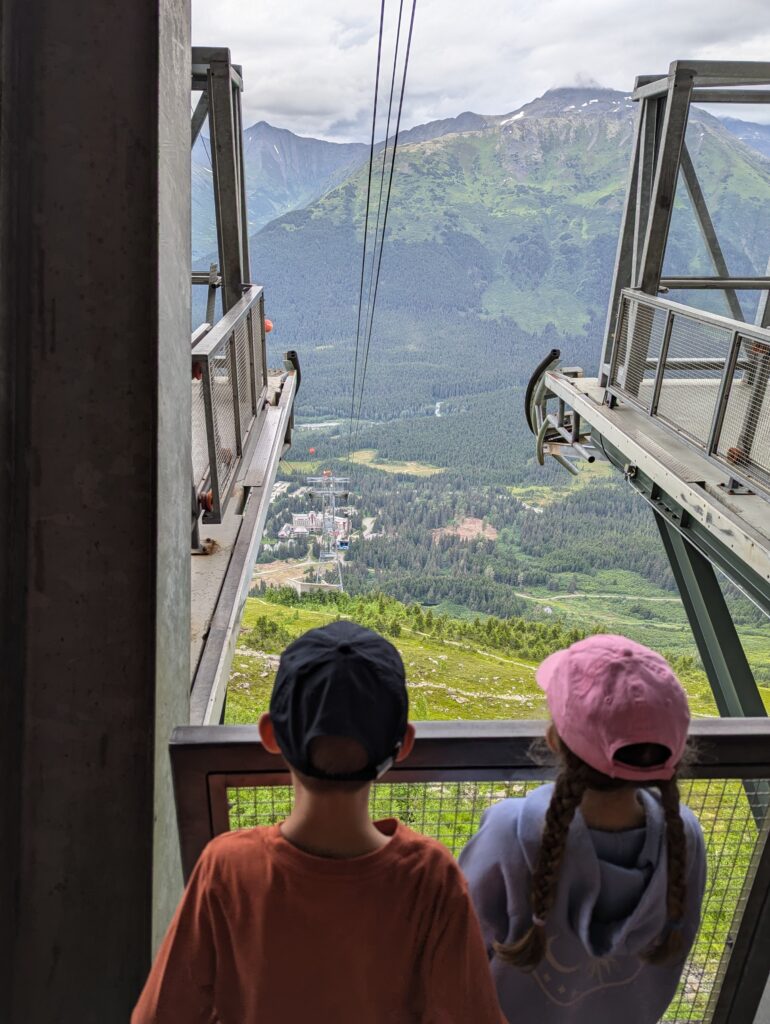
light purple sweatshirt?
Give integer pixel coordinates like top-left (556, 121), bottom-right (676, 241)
top-left (459, 784), bottom-right (706, 1024)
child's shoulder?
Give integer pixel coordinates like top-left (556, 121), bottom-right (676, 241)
top-left (478, 789), bottom-right (546, 831)
top-left (391, 819), bottom-right (461, 864)
top-left (198, 825), bottom-right (278, 875)
top-left (388, 820), bottom-right (469, 882)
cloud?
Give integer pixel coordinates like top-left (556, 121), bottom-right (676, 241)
top-left (193, 0), bottom-right (770, 140)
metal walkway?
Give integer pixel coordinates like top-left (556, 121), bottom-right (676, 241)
top-left (188, 49), bottom-right (299, 725)
top-left (528, 61), bottom-right (770, 1023)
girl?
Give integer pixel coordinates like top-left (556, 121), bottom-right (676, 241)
top-left (459, 635), bottom-right (707, 1024)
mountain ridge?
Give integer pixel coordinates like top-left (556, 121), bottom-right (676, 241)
top-left (239, 88), bottom-right (770, 425)
top-left (193, 88), bottom-right (770, 262)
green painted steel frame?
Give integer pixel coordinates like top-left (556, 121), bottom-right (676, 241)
top-left (655, 515), bottom-right (765, 718)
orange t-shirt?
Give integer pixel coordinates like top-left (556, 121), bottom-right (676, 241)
top-left (132, 818), bottom-right (505, 1023)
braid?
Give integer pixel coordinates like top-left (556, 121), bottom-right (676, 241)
top-left (494, 750), bottom-right (591, 969)
top-left (643, 777), bottom-right (688, 965)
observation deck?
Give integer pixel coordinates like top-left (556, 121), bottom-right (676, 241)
top-left (170, 718), bottom-right (770, 1024)
top-left (188, 50), bottom-right (299, 726)
top-left (4, 21), bottom-right (770, 1022)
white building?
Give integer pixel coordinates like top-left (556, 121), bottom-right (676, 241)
top-left (281, 512), bottom-right (351, 539)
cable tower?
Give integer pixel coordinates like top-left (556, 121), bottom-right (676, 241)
top-left (307, 471), bottom-right (351, 591)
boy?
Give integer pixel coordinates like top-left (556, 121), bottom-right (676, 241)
top-left (133, 620), bottom-right (505, 1023)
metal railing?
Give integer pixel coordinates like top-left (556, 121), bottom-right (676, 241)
top-left (191, 285), bottom-right (268, 523)
top-left (170, 718), bottom-right (770, 1024)
top-left (608, 289), bottom-right (770, 496)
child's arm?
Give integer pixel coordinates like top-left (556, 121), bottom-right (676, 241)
top-left (421, 861), bottom-right (507, 1023)
top-left (131, 849), bottom-right (218, 1024)
top-left (458, 805), bottom-right (512, 955)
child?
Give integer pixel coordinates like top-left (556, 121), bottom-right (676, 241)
top-left (459, 634), bottom-right (706, 1024)
top-left (133, 620), bottom-right (505, 1024)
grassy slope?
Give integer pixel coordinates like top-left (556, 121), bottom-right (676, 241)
top-left (226, 595), bottom-right (766, 726)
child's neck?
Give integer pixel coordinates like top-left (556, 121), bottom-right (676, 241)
top-left (580, 786), bottom-right (646, 831)
top-left (280, 783), bottom-right (391, 858)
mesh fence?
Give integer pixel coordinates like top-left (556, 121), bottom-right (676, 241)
top-left (226, 777), bottom-right (769, 1024)
top-left (209, 337), bottom-right (238, 506)
top-left (609, 293), bottom-right (770, 496)
top-left (655, 316), bottom-right (733, 446)
top-left (611, 298), bottom-right (669, 410)
top-left (715, 337), bottom-right (770, 495)
top-left (233, 315), bottom-right (255, 444)
top-left (191, 377), bottom-right (209, 492)
top-left (190, 290), bottom-right (266, 521)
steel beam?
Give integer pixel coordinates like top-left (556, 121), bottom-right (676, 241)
top-left (654, 515), bottom-right (765, 717)
top-left (207, 57), bottom-right (248, 312)
top-left (661, 277), bottom-right (770, 289)
top-left (632, 98), bottom-right (659, 286)
top-left (680, 144), bottom-right (744, 320)
top-left (756, 256), bottom-right (770, 329)
top-left (672, 60), bottom-right (770, 82)
top-left (693, 89), bottom-right (770, 103)
top-left (633, 78), bottom-right (670, 101)
top-left (639, 65), bottom-right (695, 295)
top-left (190, 89), bottom-right (208, 147)
top-left (600, 100), bottom-right (643, 382)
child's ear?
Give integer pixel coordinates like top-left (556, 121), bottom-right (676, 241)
top-left (395, 723), bottom-right (416, 763)
top-left (258, 713), bottom-right (281, 754)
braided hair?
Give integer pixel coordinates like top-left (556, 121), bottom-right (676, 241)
top-left (494, 735), bottom-right (689, 970)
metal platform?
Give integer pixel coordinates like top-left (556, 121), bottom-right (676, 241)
top-left (187, 49), bottom-right (299, 725)
top-left (190, 370), bottom-right (296, 725)
top-left (529, 61), bottom-right (770, 725)
top-left (544, 371), bottom-right (770, 605)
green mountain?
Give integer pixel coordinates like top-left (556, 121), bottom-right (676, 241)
top-left (192, 122), bottom-right (367, 262)
top-left (192, 114), bottom-right (503, 263)
top-left (721, 116), bottom-right (770, 160)
top-left (251, 87), bottom-right (770, 422)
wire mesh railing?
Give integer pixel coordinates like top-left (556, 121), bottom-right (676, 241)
top-left (191, 285), bottom-right (267, 523)
top-left (608, 289), bottom-right (770, 497)
top-left (171, 719), bottom-right (770, 1024)
top-left (224, 779), bottom-right (766, 1024)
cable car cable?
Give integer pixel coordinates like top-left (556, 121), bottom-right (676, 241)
top-left (360, 0), bottom-right (405, 381)
top-left (348, 0), bottom-right (387, 464)
top-left (353, 0), bottom-right (418, 450)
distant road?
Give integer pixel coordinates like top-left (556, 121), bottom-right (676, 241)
top-left (515, 591), bottom-right (680, 603)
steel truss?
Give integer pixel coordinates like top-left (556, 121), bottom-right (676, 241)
top-left (307, 473), bottom-right (351, 591)
top-left (528, 61), bottom-right (770, 721)
top-left (187, 50), bottom-right (299, 725)
top-left (191, 48), bottom-right (250, 315)
top-left (602, 60), bottom-right (770, 385)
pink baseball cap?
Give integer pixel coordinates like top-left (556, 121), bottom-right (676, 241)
top-left (536, 634), bottom-right (690, 781)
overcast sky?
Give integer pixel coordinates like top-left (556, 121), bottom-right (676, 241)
top-left (193, 0), bottom-right (770, 141)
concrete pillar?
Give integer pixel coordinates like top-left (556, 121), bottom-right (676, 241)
top-left (0, 1), bottom-right (191, 1021)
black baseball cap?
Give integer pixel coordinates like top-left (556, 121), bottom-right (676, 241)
top-left (269, 620), bottom-right (409, 781)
